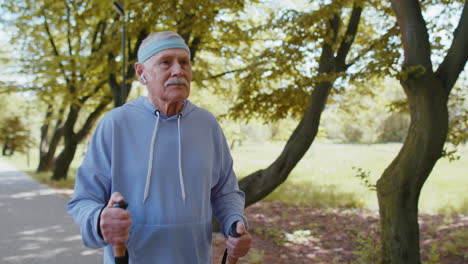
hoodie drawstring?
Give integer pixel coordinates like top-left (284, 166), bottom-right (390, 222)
top-left (177, 113), bottom-right (186, 204)
top-left (143, 110), bottom-right (186, 204)
top-left (144, 110), bottom-right (160, 203)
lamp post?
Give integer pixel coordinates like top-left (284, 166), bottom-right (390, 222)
top-left (113, 1), bottom-right (126, 106)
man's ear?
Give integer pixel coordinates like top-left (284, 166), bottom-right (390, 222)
top-left (134, 63), bottom-right (147, 84)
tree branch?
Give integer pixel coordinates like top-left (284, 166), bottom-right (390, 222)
top-left (65, 4), bottom-right (78, 88)
top-left (78, 79), bottom-right (107, 104)
top-left (346, 23), bottom-right (399, 69)
top-left (207, 67), bottom-right (249, 79)
top-left (99, 21), bottom-right (108, 51)
top-left (317, 13), bottom-right (340, 74)
top-left (73, 1), bottom-right (82, 52)
top-left (41, 10), bottom-right (69, 83)
top-left (178, 17), bottom-right (202, 63)
top-left (41, 11), bottom-right (60, 57)
top-left (91, 20), bottom-right (105, 53)
top-left (0, 82), bottom-right (29, 93)
top-left (130, 28), bottom-right (148, 60)
top-left (391, 0), bottom-right (432, 71)
top-left (329, 12), bottom-right (341, 45)
top-left (75, 96), bottom-right (112, 141)
top-left (189, 36), bottom-right (201, 62)
top-left (436, 1), bottom-right (468, 92)
top-left (336, 3), bottom-right (362, 70)
top-left (66, 4), bottom-right (73, 56)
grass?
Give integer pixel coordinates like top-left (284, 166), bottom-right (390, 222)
top-left (440, 228), bottom-right (468, 259)
top-left (2, 142), bottom-right (467, 214)
top-left (1, 147), bottom-right (84, 190)
top-left (351, 231), bottom-right (382, 264)
top-left (231, 141), bottom-right (468, 214)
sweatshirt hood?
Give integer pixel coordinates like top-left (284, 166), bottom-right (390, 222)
top-left (126, 96), bottom-right (196, 204)
top-left (128, 96), bottom-right (196, 120)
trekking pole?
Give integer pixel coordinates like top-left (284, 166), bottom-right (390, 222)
top-left (221, 221), bottom-right (242, 264)
top-left (113, 201), bottom-right (129, 264)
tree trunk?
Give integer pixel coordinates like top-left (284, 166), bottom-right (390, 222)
top-left (37, 125), bottom-right (63, 172)
top-left (37, 105), bottom-right (64, 172)
top-left (230, 139), bottom-right (237, 150)
top-left (51, 103), bottom-right (80, 181)
top-left (2, 142), bottom-right (8, 156)
top-left (51, 140), bottom-right (78, 180)
top-left (218, 80), bottom-right (333, 231)
top-left (378, 0), bottom-right (467, 262)
top-left (38, 105), bottom-right (51, 166)
top-left (109, 72), bottom-right (128, 108)
top-left (109, 28), bottom-right (145, 107)
top-left (240, 80), bottom-right (333, 206)
top-left (51, 98), bottom-right (111, 180)
top-left (376, 74), bottom-right (448, 264)
top-left (239, 4), bottom-right (363, 206)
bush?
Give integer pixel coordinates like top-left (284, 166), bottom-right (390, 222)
top-left (377, 112), bottom-right (410, 142)
top-left (0, 116), bottom-right (34, 156)
top-left (341, 123), bottom-right (364, 143)
top-left (351, 230), bottom-right (382, 264)
top-left (265, 181), bottom-right (365, 209)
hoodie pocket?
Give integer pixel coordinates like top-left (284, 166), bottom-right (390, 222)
top-left (127, 220), bottom-right (212, 264)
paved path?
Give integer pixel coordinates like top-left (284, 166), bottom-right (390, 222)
top-left (0, 159), bottom-right (103, 264)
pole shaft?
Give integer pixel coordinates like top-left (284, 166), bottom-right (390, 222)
top-left (121, 21), bottom-right (126, 105)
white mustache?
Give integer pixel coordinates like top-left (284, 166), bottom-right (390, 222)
top-left (164, 78), bottom-right (188, 87)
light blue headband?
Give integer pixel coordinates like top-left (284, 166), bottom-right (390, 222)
top-left (138, 37), bottom-right (191, 63)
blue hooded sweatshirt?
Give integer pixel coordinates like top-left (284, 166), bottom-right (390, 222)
top-left (67, 96), bottom-right (247, 264)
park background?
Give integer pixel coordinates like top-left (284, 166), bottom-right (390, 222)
top-left (0, 0), bottom-right (467, 263)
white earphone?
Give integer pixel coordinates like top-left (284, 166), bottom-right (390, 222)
top-left (141, 75), bottom-right (147, 83)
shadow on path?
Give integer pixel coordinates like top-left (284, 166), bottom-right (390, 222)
top-left (0, 159), bottom-right (102, 264)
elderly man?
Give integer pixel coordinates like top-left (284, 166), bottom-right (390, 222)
top-left (68, 31), bottom-right (252, 263)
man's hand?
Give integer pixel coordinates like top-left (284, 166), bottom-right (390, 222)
top-left (226, 222), bottom-right (252, 259)
top-left (100, 192), bottom-right (132, 244)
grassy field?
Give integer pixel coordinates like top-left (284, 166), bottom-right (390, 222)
top-left (3, 142), bottom-right (467, 214)
top-left (2, 147), bottom-right (84, 189)
top-left (231, 142), bottom-right (468, 214)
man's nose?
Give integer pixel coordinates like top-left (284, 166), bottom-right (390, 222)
top-left (170, 62), bottom-right (183, 76)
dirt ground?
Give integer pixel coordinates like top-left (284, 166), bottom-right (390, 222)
top-left (212, 201), bottom-right (468, 264)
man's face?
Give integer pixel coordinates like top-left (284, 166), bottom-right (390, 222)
top-left (143, 48), bottom-right (192, 105)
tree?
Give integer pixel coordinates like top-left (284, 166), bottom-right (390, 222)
top-left (2, 0), bottom-right (254, 180)
top-left (226, 0), bottom-right (399, 206)
top-left (37, 103), bottom-right (64, 172)
top-left (2, 0), bottom-right (117, 176)
top-left (54, 0), bottom-right (253, 180)
top-left (0, 116), bottom-right (33, 156)
top-left (376, 0), bottom-right (467, 263)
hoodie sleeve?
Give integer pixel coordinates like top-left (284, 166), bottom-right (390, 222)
top-left (67, 116), bottom-right (113, 248)
top-left (211, 126), bottom-right (248, 238)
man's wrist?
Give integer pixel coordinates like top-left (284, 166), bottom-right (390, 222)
top-left (97, 205), bottom-right (106, 239)
top-left (224, 215), bottom-right (247, 237)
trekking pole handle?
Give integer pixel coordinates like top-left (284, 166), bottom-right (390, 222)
top-left (113, 201), bottom-right (128, 263)
top-left (222, 221), bottom-right (242, 264)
